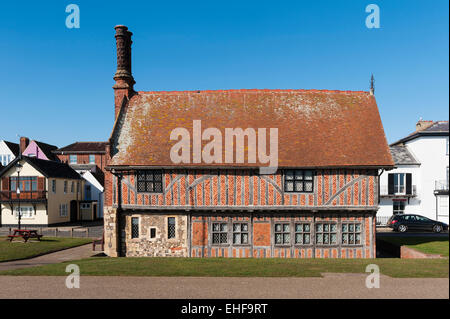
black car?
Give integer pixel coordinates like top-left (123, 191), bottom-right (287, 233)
top-left (387, 214), bottom-right (448, 233)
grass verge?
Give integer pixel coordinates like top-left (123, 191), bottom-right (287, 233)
top-left (0, 257), bottom-right (447, 278)
top-left (0, 237), bottom-right (93, 262)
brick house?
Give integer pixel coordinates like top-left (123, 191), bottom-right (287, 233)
top-left (103, 26), bottom-right (394, 258)
top-left (53, 142), bottom-right (108, 186)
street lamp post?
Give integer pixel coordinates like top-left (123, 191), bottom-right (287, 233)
top-left (15, 162), bottom-right (23, 230)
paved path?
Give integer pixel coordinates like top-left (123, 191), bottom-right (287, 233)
top-left (0, 274), bottom-right (447, 299)
top-left (0, 244), bottom-right (95, 271)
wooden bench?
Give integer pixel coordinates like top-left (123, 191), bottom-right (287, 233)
top-left (92, 232), bottom-right (104, 251)
top-left (7, 229), bottom-right (43, 242)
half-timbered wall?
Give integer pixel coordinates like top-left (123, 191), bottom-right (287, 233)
top-left (108, 169), bottom-right (378, 209)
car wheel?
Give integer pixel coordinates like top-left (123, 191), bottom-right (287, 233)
top-left (398, 224), bottom-right (407, 233)
top-left (433, 225), bottom-right (442, 233)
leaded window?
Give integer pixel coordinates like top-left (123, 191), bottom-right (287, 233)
top-left (284, 170), bottom-right (314, 192)
top-left (294, 223), bottom-right (311, 245)
top-left (342, 223), bottom-right (361, 245)
top-left (212, 223), bottom-right (228, 245)
top-left (168, 217), bottom-right (176, 239)
top-left (275, 223), bottom-right (290, 245)
top-left (232, 223), bottom-right (249, 245)
top-left (315, 223), bottom-right (337, 245)
top-left (131, 217), bottom-right (139, 238)
top-left (137, 170), bottom-right (163, 193)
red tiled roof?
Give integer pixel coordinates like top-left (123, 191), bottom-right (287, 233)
top-left (54, 142), bottom-right (108, 154)
top-left (109, 89), bottom-right (394, 168)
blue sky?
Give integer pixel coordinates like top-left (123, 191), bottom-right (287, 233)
top-left (1, 0), bottom-right (448, 147)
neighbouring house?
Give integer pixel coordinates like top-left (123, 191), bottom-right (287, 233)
top-left (53, 141), bottom-right (107, 220)
top-left (0, 156), bottom-right (84, 227)
top-left (378, 120), bottom-right (449, 224)
top-left (0, 140), bottom-right (20, 167)
top-left (102, 26), bottom-right (394, 258)
top-left (21, 137), bottom-right (59, 162)
top-left (377, 146), bottom-right (421, 226)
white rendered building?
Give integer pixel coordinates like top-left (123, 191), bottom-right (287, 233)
top-left (378, 120), bottom-right (449, 225)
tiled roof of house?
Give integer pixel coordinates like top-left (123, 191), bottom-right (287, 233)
top-left (389, 146), bottom-right (420, 165)
top-left (423, 121), bottom-right (449, 132)
top-left (391, 121), bottom-right (449, 146)
top-left (0, 156), bottom-right (81, 179)
top-left (3, 141), bottom-right (20, 156)
top-left (54, 142), bottom-right (108, 154)
top-left (34, 141), bottom-right (59, 161)
top-left (109, 89), bottom-right (394, 168)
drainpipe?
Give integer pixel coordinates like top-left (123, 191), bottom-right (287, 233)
top-left (377, 169), bottom-right (385, 204)
top-left (112, 169), bottom-right (123, 257)
top-left (433, 190), bottom-right (439, 221)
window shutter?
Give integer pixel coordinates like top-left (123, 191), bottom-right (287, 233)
top-left (37, 177), bottom-right (45, 190)
top-left (1, 177), bottom-right (9, 191)
top-left (406, 173), bottom-right (412, 195)
top-left (388, 174), bottom-right (394, 195)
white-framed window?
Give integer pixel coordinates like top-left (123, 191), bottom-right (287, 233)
top-left (59, 204), bottom-right (68, 217)
top-left (69, 155), bottom-right (77, 164)
top-left (393, 173), bottom-right (406, 194)
top-left (15, 206), bottom-right (34, 219)
top-left (0, 154), bottom-right (10, 166)
top-left (89, 155), bottom-right (95, 164)
top-left (393, 201), bottom-right (405, 215)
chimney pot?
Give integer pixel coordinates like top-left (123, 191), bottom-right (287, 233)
top-left (113, 25), bottom-right (135, 119)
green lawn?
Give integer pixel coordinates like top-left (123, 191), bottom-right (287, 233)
top-left (0, 257), bottom-right (448, 278)
top-left (379, 236), bottom-right (449, 257)
top-left (0, 237), bottom-right (92, 262)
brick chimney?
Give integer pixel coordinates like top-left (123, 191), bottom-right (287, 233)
top-left (416, 119), bottom-right (434, 132)
top-left (113, 25), bottom-right (135, 119)
top-left (20, 137), bottom-right (29, 154)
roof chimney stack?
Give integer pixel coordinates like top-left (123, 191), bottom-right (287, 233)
top-left (416, 119), bottom-right (434, 132)
top-left (113, 25), bottom-right (135, 119)
top-left (20, 136), bottom-right (29, 154)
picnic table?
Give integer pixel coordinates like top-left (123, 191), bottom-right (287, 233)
top-left (7, 229), bottom-right (43, 242)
